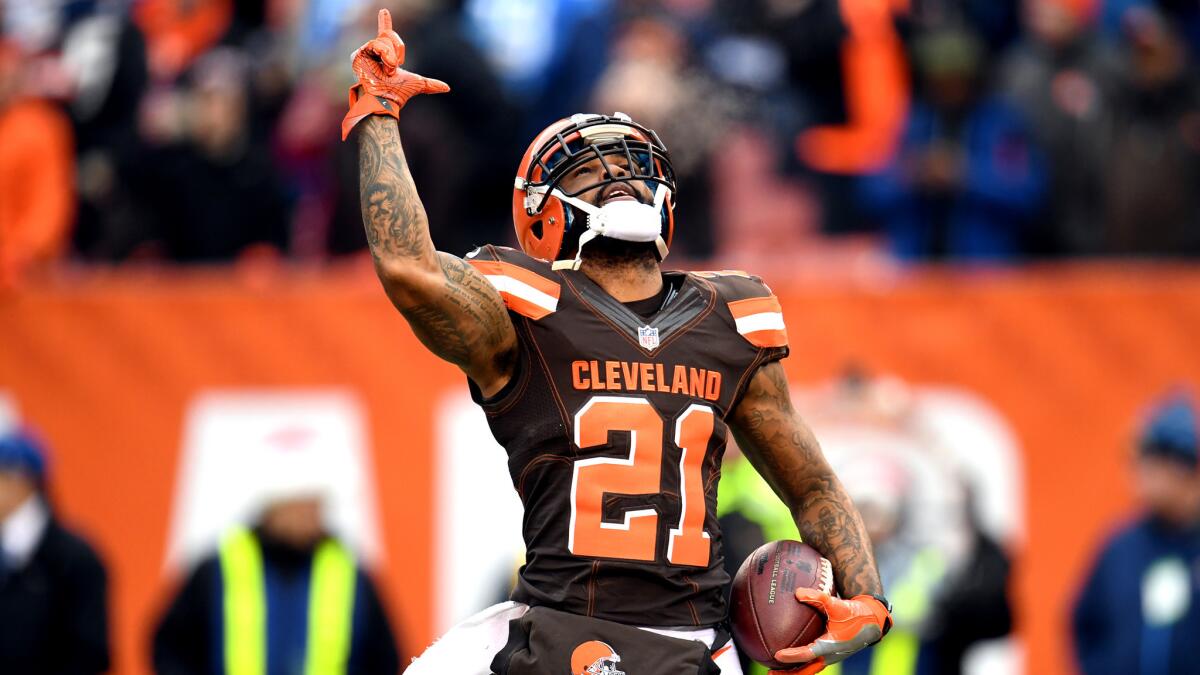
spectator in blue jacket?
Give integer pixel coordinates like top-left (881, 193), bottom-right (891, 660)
top-left (1072, 391), bottom-right (1200, 675)
top-left (861, 27), bottom-right (1046, 261)
top-left (0, 427), bottom-right (110, 674)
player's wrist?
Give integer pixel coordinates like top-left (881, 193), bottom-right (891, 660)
top-left (341, 87), bottom-right (400, 140)
top-left (852, 594), bottom-right (893, 636)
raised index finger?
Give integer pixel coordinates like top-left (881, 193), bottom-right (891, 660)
top-left (377, 8), bottom-right (392, 35)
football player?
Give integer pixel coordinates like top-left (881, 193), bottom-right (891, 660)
top-left (343, 10), bottom-right (893, 674)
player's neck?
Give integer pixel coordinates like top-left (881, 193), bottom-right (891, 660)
top-left (581, 260), bottom-right (663, 302)
top-left (578, 239), bottom-right (663, 302)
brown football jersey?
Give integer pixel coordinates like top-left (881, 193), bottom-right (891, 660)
top-left (466, 245), bottom-right (789, 628)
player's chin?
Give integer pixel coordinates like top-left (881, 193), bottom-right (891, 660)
top-left (583, 237), bottom-right (658, 262)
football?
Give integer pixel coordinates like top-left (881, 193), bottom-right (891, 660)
top-left (730, 540), bottom-right (835, 670)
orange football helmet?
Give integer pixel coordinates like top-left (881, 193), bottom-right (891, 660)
top-left (512, 113), bottom-right (676, 264)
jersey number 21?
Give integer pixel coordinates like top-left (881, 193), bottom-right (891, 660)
top-left (569, 395), bottom-right (714, 567)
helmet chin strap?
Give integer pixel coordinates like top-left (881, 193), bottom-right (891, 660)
top-left (550, 184), bottom-right (671, 270)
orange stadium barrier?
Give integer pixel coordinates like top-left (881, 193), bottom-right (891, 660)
top-left (2, 263), bottom-right (1199, 674)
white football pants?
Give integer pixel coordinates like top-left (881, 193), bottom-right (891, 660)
top-left (405, 601), bottom-right (745, 675)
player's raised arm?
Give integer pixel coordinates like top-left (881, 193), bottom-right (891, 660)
top-left (342, 10), bottom-right (516, 396)
top-left (729, 360), bottom-right (892, 674)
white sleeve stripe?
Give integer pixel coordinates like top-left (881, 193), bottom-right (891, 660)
top-left (484, 275), bottom-right (559, 312)
top-left (734, 312), bottom-right (785, 334)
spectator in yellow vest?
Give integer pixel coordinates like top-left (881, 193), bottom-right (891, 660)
top-left (152, 466), bottom-right (401, 675)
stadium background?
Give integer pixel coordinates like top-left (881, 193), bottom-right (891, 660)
top-left (2, 0), bottom-right (1200, 673)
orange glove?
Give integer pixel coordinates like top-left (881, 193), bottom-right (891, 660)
top-left (768, 591), bottom-right (892, 675)
top-left (340, 8), bottom-right (450, 140)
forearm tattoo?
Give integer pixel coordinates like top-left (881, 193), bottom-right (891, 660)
top-left (358, 116), bottom-right (437, 264)
top-left (731, 362), bottom-right (884, 598)
top-left (356, 116), bottom-right (516, 380)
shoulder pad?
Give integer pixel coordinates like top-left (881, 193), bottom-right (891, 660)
top-left (465, 245), bottom-right (561, 320)
top-left (696, 270), bottom-right (788, 349)
top-left (463, 245), bottom-right (544, 266)
top-left (692, 270), bottom-right (772, 297)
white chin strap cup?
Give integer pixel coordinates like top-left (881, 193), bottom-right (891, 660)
top-left (554, 183), bottom-right (671, 269)
top-left (585, 200), bottom-right (662, 242)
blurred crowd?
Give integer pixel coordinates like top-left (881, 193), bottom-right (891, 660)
top-left (1, 0), bottom-right (1200, 283)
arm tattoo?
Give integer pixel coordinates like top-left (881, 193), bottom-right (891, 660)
top-left (730, 362), bottom-right (884, 598)
top-left (400, 254), bottom-right (516, 370)
top-left (356, 116), bottom-right (517, 388)
top-left (357, 116), bottom-right (437, 263)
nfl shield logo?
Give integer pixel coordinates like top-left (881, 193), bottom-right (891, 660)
top-left (638, 325), bottom-right (660, 350)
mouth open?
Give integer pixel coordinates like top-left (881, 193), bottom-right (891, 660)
top-left (600, 184), bottom-right (640, 205)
